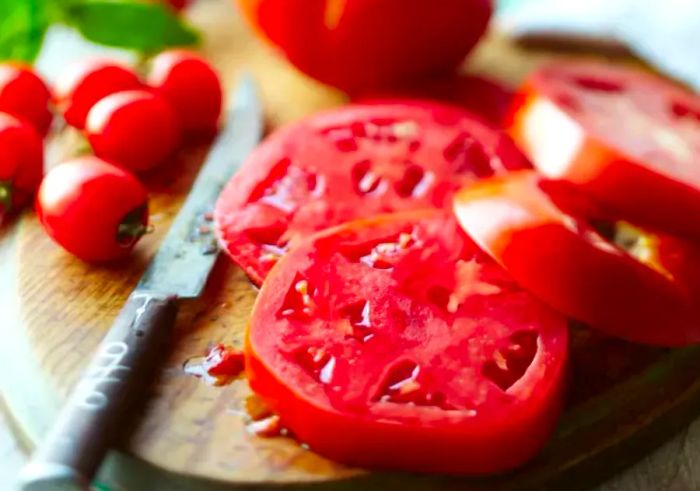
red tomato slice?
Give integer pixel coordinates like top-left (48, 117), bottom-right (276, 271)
top-left (215, 102), bottom-right (530, 284)
top-left (454, 170), bottom-right (700, 346)
top-left (356, 74), bottom-right (515, 126)
top-left (236, 0), bottom-right (492, 92)
top-left (508, 61), bottom-right (700, 241)
top-left (246, 210), bottom-right (568, 474)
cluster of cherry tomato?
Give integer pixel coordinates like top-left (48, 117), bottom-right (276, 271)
top-left (0, 50), bottom-right (223, 262)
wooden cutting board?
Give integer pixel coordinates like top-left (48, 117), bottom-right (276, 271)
top-left (3, 1), bottom-right (700, 489)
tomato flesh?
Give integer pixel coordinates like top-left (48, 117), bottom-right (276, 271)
top-left (508, 61), bottom-right (700, 241)
top-left (215, 102), bottom-right (530, 284)
top-left (247, 211), bottom-right (568, 474)
top-left (454, 170), bottom-right (700, 346)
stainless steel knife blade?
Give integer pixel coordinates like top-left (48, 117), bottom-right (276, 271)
top-left (137, 73), bottom-right (264, 298)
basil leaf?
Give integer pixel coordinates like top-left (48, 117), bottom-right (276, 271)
top-left (0, 0), bottom-right (51, 62)
top-left (66, 0), bottom-right (200, 52)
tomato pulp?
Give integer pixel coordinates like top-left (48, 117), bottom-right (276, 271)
top-left (508, 61), bottom-right (700, 241)
top-left (236, 0), bottom-right (492, 92)
top-left (454, 171), bottom-right (700, 346)
top-left (247, 211), bottom-right (568, 474)
top-left (215, 102), bottom-right (530, 284)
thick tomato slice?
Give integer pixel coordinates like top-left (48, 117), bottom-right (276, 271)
top-left (215, 102), bottom-right (530, 284)
top-left (454, 170), bottom-right (700, 346)
top-left (356, 74), bottom-right (515, 126)
top-left (236, 0), bottom-right (492, 92)
top-left (246, 210), bottom-right (568, 474)
top-left (508, 61), bottom-right (700, 241)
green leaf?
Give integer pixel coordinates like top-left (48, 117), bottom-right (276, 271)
top-left (0, 0), bottom-right (51, 62)
top-left (65, 0), bottom-right (200, 53)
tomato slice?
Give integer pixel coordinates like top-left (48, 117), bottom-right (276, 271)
top-left (507, 61), bottom-right (700, 241)
top-left (215, 102), bottom-right (530, 284)
top-left (454, 170), bottom-right (700, 346)
top-left (355, 74), bottom-right (515, 126)
top-left (246, 210), bottom-right (568, 474)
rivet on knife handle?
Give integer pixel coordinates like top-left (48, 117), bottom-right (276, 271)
top-left (18, 293), bottom-right (178, 491)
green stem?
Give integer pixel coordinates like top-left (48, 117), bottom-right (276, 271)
top-left (116, 204), bottom-right (148, 247)
top-left (0, 182), bottom-right (13, 212)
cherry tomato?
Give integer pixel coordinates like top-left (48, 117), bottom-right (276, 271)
top-left (147, 50), bottom-right (223, 134)
top-left (0, 113), bottom-right (44, 219)
top-left (54, 58), bottom-right (143, 129)
top-left (508, 61), bottom-right (700, 242)
top-left (36, 156), bottom-right (149, 262)
top-left (215, 101), bottom-right (530, 284)
top-left (86, 90), bottom-right (180, 172)
top-left (454, 170), bottom-right (700, 346)
top-left (247, 210), bottom-right (568, 474)
top-left (0, 63), bottom-right (53, 135)
top-left (236, 0), bottom-right (492, 92)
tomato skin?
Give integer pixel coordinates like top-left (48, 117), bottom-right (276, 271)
top-left (0, 63), bottom-right (53, 135)
top-left (454, 171), bottom-right (700, 346)
top-left (147, 50), bottom-right (223, 134)
top-left (237, 0), bottom-right (492, 92)
top-left (86, 90), bottom-right (180, 172)
top-left (36, 156), bottom-right (149, 262)
top-left (0, 113), bottom-right (44, 218)
top-left (508, 62), bottom-right (700, 242)
top-left (247, 211), bottom-right (568, 474)
top-left (55, 59), bottom-right (143, 130)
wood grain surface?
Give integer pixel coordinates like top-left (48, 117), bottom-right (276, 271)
top-left (3, 1), bottom-right (700, 490)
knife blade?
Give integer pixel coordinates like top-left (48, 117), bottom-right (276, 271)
top-left (138, 73), bottom-right (263, 298)
top-left (19, 74), bottom-right (264, 491)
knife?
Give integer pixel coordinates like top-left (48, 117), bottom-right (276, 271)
top-left (19, 74), bottom-right (264, 491)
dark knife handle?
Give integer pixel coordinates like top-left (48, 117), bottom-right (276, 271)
top-left (19, 292), bottom-right (178, 491)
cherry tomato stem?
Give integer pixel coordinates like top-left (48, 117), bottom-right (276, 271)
top-left (0, 112), bottom-right (44, 218)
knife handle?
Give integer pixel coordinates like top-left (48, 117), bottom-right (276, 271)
top-left (19, 292), bottom-right (178, 491)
